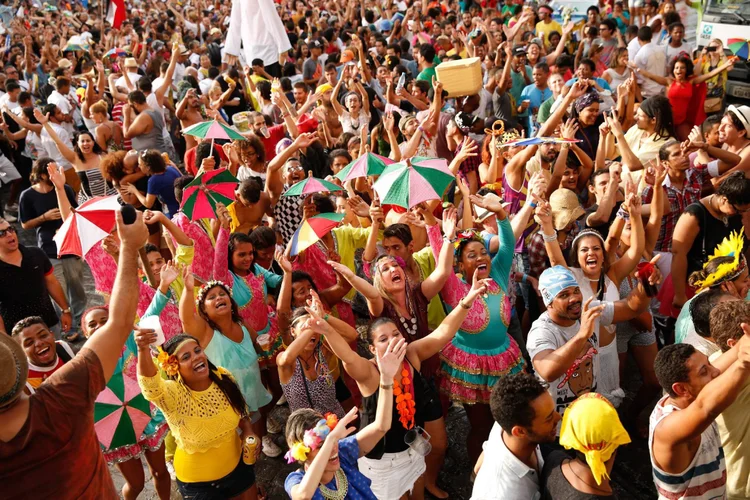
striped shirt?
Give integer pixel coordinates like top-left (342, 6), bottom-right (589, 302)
top-left (111, 101), bottom-right (132, 151)
top-left (649, 395), bottom-right (727, 500)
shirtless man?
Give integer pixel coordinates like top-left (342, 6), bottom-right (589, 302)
top-left (176, 88), bottom-right (205, 150)
top-left (299, 84), bottom-right (343, 138)
top-left (227, 177), bottom-right (273, 234)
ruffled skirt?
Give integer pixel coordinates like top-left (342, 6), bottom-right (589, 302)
top-left (438, 335), bottom-right (525, 405)
top-left (102, 422), bottom-right (169, 464)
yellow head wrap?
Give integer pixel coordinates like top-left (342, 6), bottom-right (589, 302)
top-left (558, 393), bottom-right (631, 485)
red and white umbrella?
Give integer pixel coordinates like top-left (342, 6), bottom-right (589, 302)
top-left (53, 196), bottom-right (122, 258)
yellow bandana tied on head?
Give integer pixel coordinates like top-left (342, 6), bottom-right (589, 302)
top-left (559, 393), bottom-right (631, 485)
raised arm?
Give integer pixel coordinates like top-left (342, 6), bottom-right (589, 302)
top-left (328, 259), bottom-right (384, 316)
top-left (84, 210), bottom-right (148, 382)
top-left (609, 189), bottom-right (645, 284)
top-left (692, 59), bottom-right (735, 85)
top-left (411, 273), bottom-right (487, 362)
top-left (178, 266), bottom-right (212, 345)
top-left (420, 209), bottom-right (457, 300)
top-left (35, 111), bottom-right (77, 165)
top-left (536, 201), bottom-right (567, 268)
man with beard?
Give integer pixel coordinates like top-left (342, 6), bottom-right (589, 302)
top-left (12, 316), bottom-right (75, 394)
top-left (472, 373), bottom-right (561, 499)
top-left (527, 265), bottom-right (651, 414)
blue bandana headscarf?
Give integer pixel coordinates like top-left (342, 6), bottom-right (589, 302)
top-left (539, 266), bottom-right (579, 306)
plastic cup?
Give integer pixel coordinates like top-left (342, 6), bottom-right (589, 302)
top-left (257, 334), bottom-right (272, 351)
top-left (404, 426), bottom-right (432, 456)
top-left (138, 315), bottom-right (165, 346)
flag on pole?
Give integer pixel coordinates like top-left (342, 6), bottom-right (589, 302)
top-left (106, 0), bottom-right (126, 28)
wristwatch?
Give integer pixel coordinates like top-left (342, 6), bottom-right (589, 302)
top-left (61, 308), bottom-right (71, 314)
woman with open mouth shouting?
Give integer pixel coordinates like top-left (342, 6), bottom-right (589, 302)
top-left (426, 193), bottom-right (526, 466)
top-left (136, 332), bottom-right (261, 500)
top-left (536, 185), bottom-right (649, 409)
top-left (178, 270), bottom-right (272, 446)
top-left (284, 335), bottom-right (406, 500)
top-left (304, 275), bottom-right (489, 499)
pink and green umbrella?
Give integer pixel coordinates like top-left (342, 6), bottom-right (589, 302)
top-left (182, 119), bottom-right (246, 155)
top-left (180, 168), bottom-right (238, 220)
top-left (283, 176), bottom-right (343, 197)
top-left (289, 213), bottom-right (345, 256)
top-left (104, 47), bottom-right (129, 59)
top-left (335, 152), bottom-right (394, 182)
top-left (373, 156), bottom-right (454, 209)
top-left (94, 370), bottom-right (154, 451)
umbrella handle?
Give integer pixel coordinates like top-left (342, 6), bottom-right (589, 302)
top-left (198, 185), bottom-right (225, 218)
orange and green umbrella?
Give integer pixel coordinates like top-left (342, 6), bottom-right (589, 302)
top-left (180, 168), bottom-right (238, 220)
top-left (289, 213), bottom-right (344, 256)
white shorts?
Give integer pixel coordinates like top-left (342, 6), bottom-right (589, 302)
top-left (358, 448), bottom-right (426, 500)
top-left (0, 155), bottom-right (20, 185)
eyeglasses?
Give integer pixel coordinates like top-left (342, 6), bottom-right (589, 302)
top-left (732, 203), bottom-right (750, 214)
top-left (0, 225), bottom-right (17, 237)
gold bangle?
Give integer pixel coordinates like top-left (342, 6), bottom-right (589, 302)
top-left (380, 383), bottom-right (393, 390)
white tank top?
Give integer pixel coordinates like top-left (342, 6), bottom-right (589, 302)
top-left (648, 396), bottom-right (726, 499)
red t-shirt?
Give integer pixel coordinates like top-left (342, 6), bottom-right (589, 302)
top-left (0, 348), bottom-right (117, 499)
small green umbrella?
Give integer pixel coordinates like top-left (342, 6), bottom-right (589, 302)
top-left (283, 175), bottom-right (344, 197)
top-left (373, 157), bottom-right (454, 209)
top-left (334, 152), bottom-right (394, 181)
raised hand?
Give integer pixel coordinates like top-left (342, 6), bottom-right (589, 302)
top-left (160, 260), bottom-right (180, 288)
top-left (560, 118), bottom-right (579, 140)
top-left (465, 269), bottom-right (491, 303)
top-left (276, 249), bottom-right (293, 273)
top-left (46, 162), bottom-right (66, 190)
top-left (182, 264), bottom-right (195, 291)
top-left (579, 297), bottom-right (605, 340)
top-left (328, 407), bottom-right (359, 441)
top-left (377, 337), bottom-right (407, 381)
top-left (327, 259), bottom-right (355, 279)
top-left (442, 206), bottom-right (458, 240)
top-left (470, 193), bottom-right (505, 214)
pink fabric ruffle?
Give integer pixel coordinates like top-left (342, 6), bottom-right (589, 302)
top-left (102, 422), bottom-right (169, 465)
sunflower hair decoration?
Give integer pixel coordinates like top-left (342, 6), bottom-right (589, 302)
top-left (694, 229), bottom-right (746, 292)
top-left (284, 413), bottom-right (339, 464)
top-left (195, 280), bottom-right (233, 306)
top-left (157, 348), bottom-right (179, 377)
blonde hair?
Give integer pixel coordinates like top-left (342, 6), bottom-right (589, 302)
top-left (90, 100), bottom-right (109, 116)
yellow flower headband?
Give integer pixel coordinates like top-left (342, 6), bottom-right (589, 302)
top-left (156, 338), bottom-right (194, 377)
top-left (284, 413), bottom-right (339, 463)
top-left (693, 229), bottom-right (746, 292)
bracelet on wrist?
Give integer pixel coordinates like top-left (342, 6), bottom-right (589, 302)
top-left (380, 383), bottom-right (394, 390)
top-left (459, 300), bottom-right (471, 310)
top-left (521, 273), bottom-right (528, 284)
top-left (528, 202), bottom-right (538, 209)
top-left (542, 231), bottom-right (558, 242)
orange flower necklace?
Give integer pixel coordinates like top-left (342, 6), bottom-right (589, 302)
top-left (393, 361), bottom-right (416, 430)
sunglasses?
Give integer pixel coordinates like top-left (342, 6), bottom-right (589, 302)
top-left (0, 225), bottom-right (17, 237)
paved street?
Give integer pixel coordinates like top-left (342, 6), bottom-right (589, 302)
top-left (13, 220), bottom-right (658, 499)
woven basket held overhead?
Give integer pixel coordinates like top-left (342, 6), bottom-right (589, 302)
top-left (435, 57), bottom-right (482, 98)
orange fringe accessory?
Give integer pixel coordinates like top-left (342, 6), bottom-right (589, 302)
top-left (392, 361), bottom-right (416, 430)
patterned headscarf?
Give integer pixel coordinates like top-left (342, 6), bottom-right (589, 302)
top-left (574, 91), bottom-right (602, 114)
top-left (538, 265), bottom-right (579, 306)
top-left (559, 393), bottom-right (631, 485)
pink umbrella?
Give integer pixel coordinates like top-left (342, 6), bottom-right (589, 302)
top-left (53, 196), bottom-right (122, 258)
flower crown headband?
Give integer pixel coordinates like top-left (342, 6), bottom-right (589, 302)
top-left (285, 413), bottom-right (339, 463)
top-left (453, 229), bottom-right (485, 255)
top-left (195, 280), bottom-right (233, 306)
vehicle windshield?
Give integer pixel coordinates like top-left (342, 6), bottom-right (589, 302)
top-left (705, 0), bottom-right (750, 17)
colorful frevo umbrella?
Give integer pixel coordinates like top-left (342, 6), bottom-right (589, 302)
top-left (53, 195), bottom-right (121, 258)
top-left (373, 156), bottom-right (454, 209)
top-left (104, 47), bottom-right (129, 59)
top-left (335, 152), bottom-right (394, 182)
top-left (283, 174), bottom-right (343, 197)
top-left (63, 35), bottom-right (90, 52)
top-left (180, 168), bottom-right (238, 220)
top-left (94, 369), bottom-right (155, 451)
top-left (182, 119), bottom-right (246, 155)
top-left (728, 38), bottom-right (750, 59)
top-left (289, 213), bottom-right (345, 256)
top-left (505, 137), bottom-right (582, 147)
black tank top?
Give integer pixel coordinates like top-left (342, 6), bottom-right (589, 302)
top-left (360, 360), bottom-right (430, 459)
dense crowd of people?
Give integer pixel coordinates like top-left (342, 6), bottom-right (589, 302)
top-left (3, 0), bottom-right (750, 498)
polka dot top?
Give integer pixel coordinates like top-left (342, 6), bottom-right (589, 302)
top-left (138, 370), bottom-right (241, 454)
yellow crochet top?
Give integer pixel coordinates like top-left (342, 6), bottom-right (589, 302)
top-left (138, 372), bottom-right (242, 482)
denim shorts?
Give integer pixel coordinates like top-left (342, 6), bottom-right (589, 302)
top-left (177, 457), bottom-right (255, 500)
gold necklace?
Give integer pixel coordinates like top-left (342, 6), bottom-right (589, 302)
top-left (319, 469), bottom-right (349, 500)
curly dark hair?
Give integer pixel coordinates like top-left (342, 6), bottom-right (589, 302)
top-left (669, 55), bottom-right (694, 80)
top-left (163, 334), bottom-right (249, 418)
top-left (196, 283), bottom-right (243, 332)
top-left (710, 300), bottom-right (750, 352)
top-left (717, 171), bottom-right (750, 207)
top-left (489, 373), bottom-right (549, 431)
top-left (654, 343), bottom-right (696, 397)
top-left (72, 131), bottom-right (104, 163)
